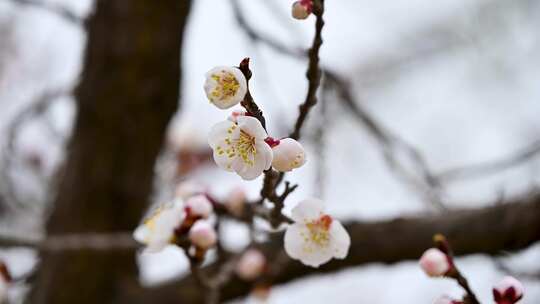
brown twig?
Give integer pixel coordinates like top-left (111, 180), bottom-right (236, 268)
top-left (289, 0), bottom-right (325, 140)
top-left (434, 234), bottom-right (480, 304)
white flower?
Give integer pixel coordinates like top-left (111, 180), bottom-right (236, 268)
top-left (271, 138), bottom-right (306, 172)
top-left (189, 220), bottom-right (217, 250)
top-left (284, 199), bottom-right (350, 268)
top-left (419, 248), bottom-right (450, 277)
top-left (208, 116), bottom-right (273, 180)
top-left (185, 194), bottom-right (213, 219)
top-left (133, 199), bottom-right (185, 253)
top-left (236, 249), bottom-right (266, 281)
top-left (291, 0), bottom-right (312, 20)
top-left (175, 180), bottom-right (206, 200)
top-left (204, 66), bottom-right (247, 109)
top-left (493, 276), bottom-right (524, 303)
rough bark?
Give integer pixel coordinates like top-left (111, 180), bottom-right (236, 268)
top-left (27, 1), bottom-right (192, 303)
top-left (127, 194), bottom-right (540, 303)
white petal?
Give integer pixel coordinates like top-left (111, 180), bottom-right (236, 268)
top-left (284, 223), bottom-right (333, 268)
top-left (133, 225), bottom-right (149, 244)
top-left (237, 116), bottom-right (267, 139)
top-left (284, 223), bottom-right (307, 260)
top-left (208, 121), bottom-right (240, 172)
top-left (256, 140), bottom-right (273, 170)
top-left (329, 221), bottom-right (350, 259)
top-left (291, 198), bottom-right (325, 222)
top-left (208, 120), bottom-right (237, 148)
top-left (229, 67), bottom-right (248, 102)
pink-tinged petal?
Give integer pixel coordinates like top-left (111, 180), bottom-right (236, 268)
top-left (329, 221), bottom-right (350, 259)
top-left (237, 116), bottom-right (267, 139)
top-left (291, 198), bottom-right (325, 222)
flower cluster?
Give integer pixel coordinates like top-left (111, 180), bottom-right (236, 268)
top-left (205, 64), bottom-right (306, 180)
top-left (133, 181), bottom-right (217, 254)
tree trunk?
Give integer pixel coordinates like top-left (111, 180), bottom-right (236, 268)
top-left (27, 1), bottom-right (192, 303)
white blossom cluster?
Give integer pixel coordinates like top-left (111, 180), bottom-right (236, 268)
top-left (204, 66), bottom-right (306, 180)
top-left (202, 63), bottom-right (350, 268)
top-left (133, 181), bottom-right (216, 253)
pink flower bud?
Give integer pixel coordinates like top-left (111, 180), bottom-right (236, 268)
top-left (185, 195), bottom-right (213, 218)
top-left (225, 187), bottom-right (246, 216)
top-left (271, 138), bottom-right (306, 172)
top-left (419, 248), bottom-right (451, 277)
top-left (291, 0), bottom-right (312, 20)
top-left (189, 220), bottom-right (217, 249)
top-left (236, 249), bottom-right (266, 281)
top-left (493, 276), bottom-right (524, 304)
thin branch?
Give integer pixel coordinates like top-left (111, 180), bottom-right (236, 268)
top-left (289, 0), bottom-right (325, 140)
top-left (128, 192), bottom-right (540, 303)
top-left (438, 139), bottom-right (540, 182)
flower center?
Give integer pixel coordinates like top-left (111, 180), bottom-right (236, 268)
top-left (305, 215), bottom-right (333, 247)
top-left (235, 130), bottom-right (257, 166)
top-left (211, 71), bottom-right (240, 99)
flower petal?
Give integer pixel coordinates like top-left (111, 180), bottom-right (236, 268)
top-left (133, 225), bottom-right (149, 244)
top-left (237, 116), bottom-right (267, 139)
top-left (291, 198), bottom-right (325, 222)
top-left (256, 140), bottom-right (273, 170)
top-left (208, 120), bottom-right (237, 148)
top-left (284, 223), bottom-right (333, 268)
top-left (329, 220), bottom-right (350, 259)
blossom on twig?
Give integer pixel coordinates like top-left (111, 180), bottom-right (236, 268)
top-left (208, 116), bottom-right (273, 180)
top-left (133, 199), bottom-right (185, 253)
top-left (271, 138), bottom-right (306, 172)
top-left (204, 66), bottom-right (247, 109)
top-left (284, 198), bottom-right (350, 267)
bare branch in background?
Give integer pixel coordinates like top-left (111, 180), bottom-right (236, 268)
top-left (0, 90), bottom-right (68, 212)
top-left (230, 0), bottom-right (540, 212)
top-left (124, 192), bottom-right (540, 303)
top-left (438, 139), bottom-right (540, 182)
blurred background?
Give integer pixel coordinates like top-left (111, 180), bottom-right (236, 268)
top-left (0, 0), bottom-right (539, 303)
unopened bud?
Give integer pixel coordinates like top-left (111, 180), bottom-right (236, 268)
top-left (271, 138), bottom-right (306, 172)
top-left (419, 248), bottom-right (451, 277)
top-left (292, 0), bottom-right (312, 20)
top-left (236, 249), bottom-right (266, 281)
top-left (225, 187), bottom-right (246, 217)
top-left (493, 276), bottom-right (524, 304)
top-left (189, 220), bottom-right (217, 250)
top-left (185, 195), bottom-right (213, 219)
